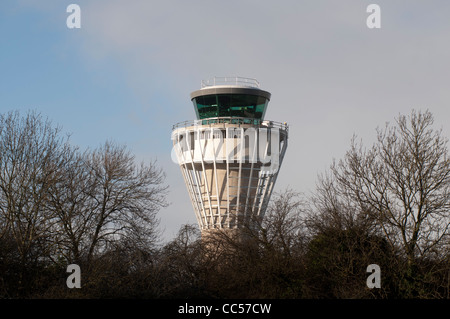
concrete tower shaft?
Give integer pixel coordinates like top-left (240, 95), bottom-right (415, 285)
top-left (172, 77), bottom-right (288, 235)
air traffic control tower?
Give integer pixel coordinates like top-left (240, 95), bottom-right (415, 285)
top-left (172, 77), bottom-right (288, 238)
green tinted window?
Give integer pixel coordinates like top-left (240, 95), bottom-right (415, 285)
top-left (193, 94), bottom-right (268, 120)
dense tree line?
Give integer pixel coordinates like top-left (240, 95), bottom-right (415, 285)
top-left (0, 110), bottom-right (448, 298)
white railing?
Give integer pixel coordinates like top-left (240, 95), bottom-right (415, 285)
top-left (201, 76), bottom-right (260, 89)
top-left (172, 117), bottom-right (289, 132)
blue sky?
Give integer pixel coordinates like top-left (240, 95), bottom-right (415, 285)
top-left (2, 1), bottom-right (450, 241)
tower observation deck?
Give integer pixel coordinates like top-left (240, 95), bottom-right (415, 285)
top-left (172, 77), bottom-right (288, 237)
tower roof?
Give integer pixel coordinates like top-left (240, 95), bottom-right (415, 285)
top-left (190, 77), bottom-right (271, 120)
top-left (191, 76), bottom-right (271, 100)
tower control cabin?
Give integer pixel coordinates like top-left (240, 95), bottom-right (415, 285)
top-left (172, 77), bottom-right (288, 237)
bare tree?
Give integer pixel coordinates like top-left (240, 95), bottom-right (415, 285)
top-left (0, 111), bottom-right (73, 295)
top-left (330, 110), bottom-right (450, 267)
top-left (46, 150), bottom-right (93, 263)
top-left (205, 190), bottom-right (307, 298)
top-left (156, 224), bottom-right (212, 298)
top-left (305, 173), bottom-right (397, 298)
top-left (0, 111), bottom-right (71, 260)
top-left (49, 141), bottom-right (168, 265)
top-left (253, 189), bottom-right (305, 258)
top-left (0, 111), bottom-right (168, 297)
